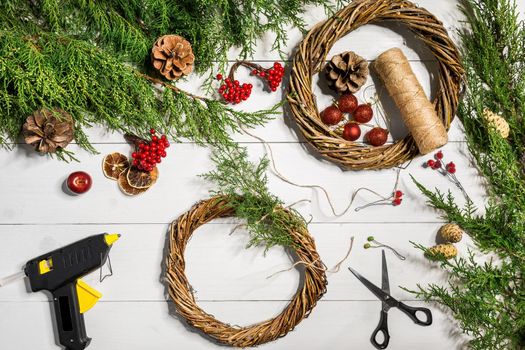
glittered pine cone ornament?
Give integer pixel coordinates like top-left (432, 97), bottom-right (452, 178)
top-left (151, 35), bottom-right (195, 80)
top-left (427, 243), bottom-right (457, 260)
top-left (439, 223), bottom-right (463, 243)
top-left (22, 108), bottom-right (74, 154)
top-left (325, 51), bottom-right (369, 93)
top-left (483, 108), bottom-right (509, 138)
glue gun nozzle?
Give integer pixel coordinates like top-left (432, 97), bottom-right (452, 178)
top-left (104, 233), bottom-right (121, 246)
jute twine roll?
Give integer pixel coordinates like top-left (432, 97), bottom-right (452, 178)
top-left (287, 0), bottom-right (464, 169)
top-left (374, 48), bottom-right (447, 154)
top-left (165, 196), bottom-right (327, 347)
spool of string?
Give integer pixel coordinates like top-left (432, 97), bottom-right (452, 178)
top-left (374, 48), bottom-right (448, 154)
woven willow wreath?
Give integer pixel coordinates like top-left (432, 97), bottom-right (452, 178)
top-left (287, 0), bottom-right (464, 170)
top-left (166, 196), bottom-right (327, 347)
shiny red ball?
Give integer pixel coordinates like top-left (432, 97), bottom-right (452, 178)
top-left (354, 104), bottom-right (374, 123)
top-left (67, 171), bottom-right (92, 194)
top-left (321, 106), bottom-right (343, 125)
top-left (366, 127), bottom-right (388, 146)
top-left (342, 122), bottom-right (361, 141)
top-left (338, 94), bottom-right (358, 113)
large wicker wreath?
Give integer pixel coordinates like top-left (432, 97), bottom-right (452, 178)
top-left (165, 196), bottom-right (327, 347)
top-left (287, 0), bottom-right (464, 170)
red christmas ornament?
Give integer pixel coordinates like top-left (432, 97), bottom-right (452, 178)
top-left (366, 127), bottom-right (388, 146)
top-left (338, 93), bottom-right (358, 114)
top-left (354, 104), bottom-right (373, 123)
top-left (67, 171), bottom-right (92, 194)
top-left (321, 106), bottom-right (343, 125)
top-left (342, 122), bottom-right (361, 141)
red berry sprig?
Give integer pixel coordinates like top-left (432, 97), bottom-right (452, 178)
top-left (250, 62), bottom-right (284, 92)
top-left (217, 76), bottom-right (252, 105)
top-left (424, 150), bottom-right (470, 202)
top-left (131, 129), bottom-right (170, 172)
top-left (393, 190), bottom-right (404, 206)
top-left (216, 61), bottom-right (285, 104)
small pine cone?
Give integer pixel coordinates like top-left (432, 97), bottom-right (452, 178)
top-left (439, 223), bottom-right (463, 243)
top-left (325, 51), bottom-right (369, 93)
top-left (483, 108), bottom-right (509, 138)
top-left (151, 35), bottom-right (195, 80)
top-left (22, 108), bottom-right (74, 154)
top-left (427, 244), bottom-right (457, 260)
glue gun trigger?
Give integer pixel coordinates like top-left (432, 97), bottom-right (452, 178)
top-left (76, 279), bottom-right (102, 314)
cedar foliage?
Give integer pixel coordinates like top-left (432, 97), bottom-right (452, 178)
top-left (202, 145), bottom-right (308, 250)
top-left (409, 0), bottom-right (525, 348)
top-left (0, 0), bottom-right (336, 158)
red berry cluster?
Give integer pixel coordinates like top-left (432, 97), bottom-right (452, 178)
top-left (392, 190), bottom-right (404, 206)
top-left (217, 77), bottom-right (253, 105)
top-left (425, 151), bottom-right (456, 174)
top-left (131, 129), bottom-right (170, 172)
top-left (251, 62), bottom-right (284, 92)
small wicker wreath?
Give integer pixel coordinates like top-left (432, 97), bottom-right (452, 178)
top-left (165, 196), bottom-right (327, 347)
top-left (287, 0), bottom-right (464, 170)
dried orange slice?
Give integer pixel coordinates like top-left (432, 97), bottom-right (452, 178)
top-left (103, 153), bottom-right (130, 180)
top-left (118, 172), bottom-right (149, 196)
top-left (126, 167), bottom-right (159, 189)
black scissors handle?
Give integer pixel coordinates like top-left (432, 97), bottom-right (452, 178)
top-left (371, 310), bottom-right (390, 349)
top-left (397, 302), bottom-right (433, 326)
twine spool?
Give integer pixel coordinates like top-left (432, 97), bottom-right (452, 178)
top-left (165, 196), bottom-right (328, 347)
top-left (287, 0), bottom-right (464, 169)
top-left (374, 48), bottom-right (448, 154)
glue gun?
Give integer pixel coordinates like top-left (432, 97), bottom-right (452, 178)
top-left (1, 233), bottom-right (120, 350)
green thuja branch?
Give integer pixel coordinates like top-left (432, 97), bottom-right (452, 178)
top-left (410, 0), bottom-right (525, 348)
top-left (0, 0), bottom-right (344, 153)
top-left (202, 144), bottom-right (308, 250)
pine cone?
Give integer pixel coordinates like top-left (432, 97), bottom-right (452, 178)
top-left (325, 51), bottom-right (369, 93)
top-left (151, 35), bottom-right (195, 80)
top-left (427, 243), bottom-right (457, 260)
top-left (439, 223), bottom-right (463, 243)
top-left (483, 108), bottom-right (509, 138)
top-left (22, 108), bottom-right (74, 154)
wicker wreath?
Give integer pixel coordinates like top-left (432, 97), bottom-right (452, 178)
top-left (165, 196), bottom-right (327, 347)
top-left (287, 0), bottom-right (464, 170)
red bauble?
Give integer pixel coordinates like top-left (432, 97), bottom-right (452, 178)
top-left (321, 106), bottom-right (343, 125)
top-left (67, 171), bottom-right (92, 194)
top-left (354, 104), bottom-right (373, 123)
top-left (342, 122), bottom-right (361, 141)
top-left (366, 127), bottom-right (388, 146)
top-left (338, 93), bottom-right (358, 113)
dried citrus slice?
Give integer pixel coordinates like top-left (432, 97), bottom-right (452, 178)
top-left (117, 172), bottom-right (149, 196)
top-left (103, 153), bottom-right (130, 180)
top-left (126, 167), bottom-right (159, 189)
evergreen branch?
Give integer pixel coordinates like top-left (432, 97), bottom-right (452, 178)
top-left (201, 144), bottom-right (308, 250)
top-left (409, 1), bottom-right (525, 348)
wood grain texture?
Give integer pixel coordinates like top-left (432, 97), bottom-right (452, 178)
top-left (2, 0), bottom-right (520, 348)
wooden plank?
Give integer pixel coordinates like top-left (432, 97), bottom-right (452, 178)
top-left (0, 222), bottom-right (475, 302)
top-left (0, 141), bottom-right (486, 225)
top-left (0, 300), bottom-right (468, 350)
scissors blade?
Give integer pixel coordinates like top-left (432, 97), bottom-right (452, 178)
top-left (381, 250), bottom-right (392, 312)
top-left (348, 266), bottom-right (398, 306)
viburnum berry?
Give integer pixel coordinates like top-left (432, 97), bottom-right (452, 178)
top-left (435, 151), bottom-right (444, 160)
top-left (394, 190), bottom-right (403, 198)
top-left (432, 160), bottom-right (442, 169)
top-left (130, 129), bottom-right (169, 172)
top-left (427, 159), bottom-right (435, 167)
top-left (392, 198), bottom-right (402, 206)
top-left (216, 73), bottom-right (223, 80)
top-left (218, 78), bottom-right (253, 105)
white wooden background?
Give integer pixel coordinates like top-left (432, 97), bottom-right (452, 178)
top-left (1, 1), bottom-right (523, 349)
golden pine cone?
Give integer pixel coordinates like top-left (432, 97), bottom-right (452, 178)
top-left (22, 108), bottom-right (74, 154)
top-left (483, 108), bottom-right (509, 138)
top-left (151, 35), bottom-right (195, 80)
top-left (428, 244), bottom-right (457, 260)
top-left (439, 223), bottom-right (463, 243)
top-left (325, 51), bottom-right (369, 93)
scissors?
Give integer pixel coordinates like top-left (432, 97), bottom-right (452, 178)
top-left (348, 250), bottom-right (433, 349)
